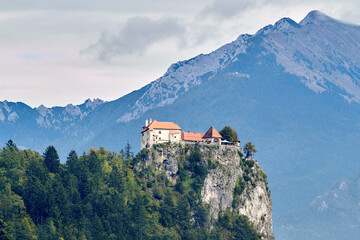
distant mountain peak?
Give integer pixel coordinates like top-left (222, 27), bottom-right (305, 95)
top-left (300, 10), bottom-right (336, 25)
top-left (261, 10), bottom-right (360, 102)
top-left (84, 98), bottom-right (104, 109)
top-left (273, 17), bottom-right (300, 30)
top-left (36, 105), bottom-right (49, 117)
top-left (116, 11), bottom-right (360, 123)
top-left (255, 17), bottom-right (300, 36)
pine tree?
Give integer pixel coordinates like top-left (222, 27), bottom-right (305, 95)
top-left (66, 150), bottom-right (79, 174)
top-left (43, 146), bottom-right (60, 173)
top-left (124, 141), bottom-right (133, 159)
top-left (5, 139), bottom-right (19, 151)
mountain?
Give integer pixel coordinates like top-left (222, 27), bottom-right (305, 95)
top-left (0, 98), bottom-right (104, 151)
top-left (277, 172), bottom-right (360, 239)
top-left (2, 10), bottom-right (360, 239)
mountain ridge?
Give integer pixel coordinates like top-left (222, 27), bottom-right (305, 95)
top-left (2, 11), bottom-right (360, 239)
top-left (3, 10), bottom-right (359, 127)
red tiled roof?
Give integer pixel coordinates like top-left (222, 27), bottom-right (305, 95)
top-left (181, 132), bottom-right (205, 141)
top-left (203, 126), bottom-right (222, 138)
top-left (142, 120), bottom-right (181, 133)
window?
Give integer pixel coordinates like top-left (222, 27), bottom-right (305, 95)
top-left (159, 137), bottom-right (161, 140)
top-left (159, 131), bottom-right (162, 134)
top-left (174, 136), bottom-right (176, 138)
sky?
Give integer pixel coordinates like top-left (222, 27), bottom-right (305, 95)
top-left (1, 0), bottom-right (360, 108)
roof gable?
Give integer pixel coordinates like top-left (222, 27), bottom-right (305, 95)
top-left (203, 126), bottom-right (222, 138)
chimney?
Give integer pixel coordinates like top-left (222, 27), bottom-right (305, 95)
top-left (145, 119), bottom-right (149, 126)
top-left (150, 118), bottom-right (152, 123)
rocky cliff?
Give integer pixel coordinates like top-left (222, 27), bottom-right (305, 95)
top-left (138, 143), bottom-right (273, 239)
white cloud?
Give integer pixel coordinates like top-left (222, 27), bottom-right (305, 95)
top-left (83, 16), bottom-right (186, 60)
top-left (0, 1), bottom-right (360, 107)
top-left (199, 0), bottom-right (265, 20)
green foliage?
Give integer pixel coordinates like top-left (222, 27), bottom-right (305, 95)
top-left (245, 159), bottom-right (255, 168)
top-left (233, 176), bottom-right (245, 208)
top-left (43, 146), bottom-right (60, 173)
top-left (259, 169), bottom-right (267, 182)
top-left (243, 174), bottom-right (251, 182)
top-left (124, 141), bottom-right (133, 159)
top-left (134, 148), bottom-right (148, 165)
top-left (243, 142), bottom-right (258, 158)
top-left (6, 139), bottom-right (19, 151)
top-left (238, 150), bottom-right (244, 158)
top-left (0, 140), bottom-right (263, 240)
top-left (234, 177), bottom-right (245, 197)
top-left (208, 159), bottom-right (219, 170)
top-left (211, 210), bottom-right (261, 240)
top-left (219, 126), bottom-right (239, 142)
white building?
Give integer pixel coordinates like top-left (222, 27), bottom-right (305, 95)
top-left (140, 119), bottom-right (240, 149)
top-left (141, 119), bottom-right (182, 149)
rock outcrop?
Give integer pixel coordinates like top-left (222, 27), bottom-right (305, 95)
top-left (140, 143), bottom-right (273, 239)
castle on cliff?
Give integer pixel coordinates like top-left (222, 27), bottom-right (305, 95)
top-left (141, 119), bottom-right (239, 149)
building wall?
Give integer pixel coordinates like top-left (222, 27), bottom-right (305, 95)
top-left (151, 129), bottom-right (181, 145)
top-left (170, 132), bottom-right (181, 143)
top-left (141, 128), bottom-right (181, 149)
top-left (141, 129), bottom-right (151, 149)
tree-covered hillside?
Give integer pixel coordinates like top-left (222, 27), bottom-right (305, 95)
top-left (0, 140), bottom-right (261, 240)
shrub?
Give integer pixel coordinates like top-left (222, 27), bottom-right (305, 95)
top-left (243, 174), bottom-right (251, 182)
top-left (233, 177), bottom-right (245, 196)
top-left (195, 165), bottom-right (208, 179)
top-left (245, 159), bottom-right (255, 168)
top-left (152, 185), bottom-right (164, 200)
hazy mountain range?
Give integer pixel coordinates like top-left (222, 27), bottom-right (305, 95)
top-left (2, 10), bottom-right (360, 239)
top-left (277, 172), bottom-right (360, 239)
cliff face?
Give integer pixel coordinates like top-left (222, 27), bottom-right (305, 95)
top-left (141, 143), bottom-right (273, 239)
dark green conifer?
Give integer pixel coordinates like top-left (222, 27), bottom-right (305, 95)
top-left (43, 146), bottom-right (60, 173)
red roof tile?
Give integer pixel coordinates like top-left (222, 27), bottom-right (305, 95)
top-left (181, 132), bottom-right (205, 141)
top-left (142, 120), bottom-right (181, 133)
top-left (203, 126), bottom-right (222, 138)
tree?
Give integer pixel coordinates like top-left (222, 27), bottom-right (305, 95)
top-left (66, 150), bottom-right (79, 174)
top-left (88, 151), bottom-right (102, 173)
top-left (1, 140), bottom-right (21, 169)
top-left (5, 139), bottom-right (19, 152)
top-left (243, 142), bottom-right (257, 158)
top-left (124, 141), bottom-right (133, 159)
top-left (43, 146), bottom-right (60, 173)
top-left (220, 126), bottom-right (239, 142)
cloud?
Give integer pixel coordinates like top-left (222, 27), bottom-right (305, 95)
top-left (83, 16), bottom-right (186, 61)
top-left (198, 0), bottom-right (265, 20)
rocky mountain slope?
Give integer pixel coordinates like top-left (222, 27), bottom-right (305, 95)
top-left (2, 10), bottom-right (360, 239)
top-left (137, 143), bottom-right (273, 239)
top-left (277, 171), bottom-right (360, 240)
top-left (0, 98), bottom-right (104, 149)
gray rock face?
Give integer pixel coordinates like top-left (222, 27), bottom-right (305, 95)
top-left (142, 143), bottom-right (273, 239)
top-left (201, 146), bottom-right (273, 239)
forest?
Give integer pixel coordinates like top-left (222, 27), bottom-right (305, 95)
top-left (0, 140), bottom-right (260, 239)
